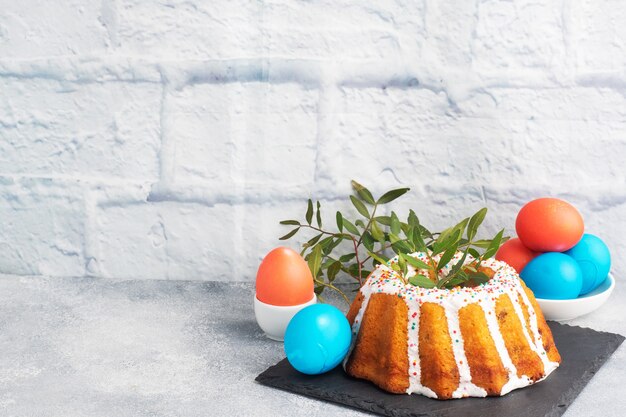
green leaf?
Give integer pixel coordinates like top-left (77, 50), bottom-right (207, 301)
top-left (339, 253), bottom-right (356, 262)
top-left (468, 247), bottom-right (481, 259)
top-left (407, 211), bottom-right (431, 239)
top-left (336, 211), bottom-right (344, 232)
top-left (419, 225), bottom-right (433, 239)
top-left (390, 211), bottom-right (401, 235)
top-left (438, 267), bottom-right (466, 289)
top-left (316, 201), bottom-right (322, 228)
top-left (307, 245), bottom-right (323, 278)
top-left (314, 285), bottom-right (324, 295)
top-left (447, 248), bottom-right (469, 278)
top-left (389, 232), bottom-right (411, 254)
top-left (279, 228), bottom-right (299, 240)
top-left (304, 233), bottom-right (323, 248)
top-left (404, 227), bottom-right (417, 253)
top-left (400, 253), bottom-right (431, 270)
top-left (454, 217), bottom-right (470, 237)
top-left (321, 257), bottom-right (336, 269)
top-left (436, 218), bottom-right (468, 251)
top-left (369, 252), bottom-right (388, 266)
top-left (362, 231), bottom-right (375, 252)
top-left (437, 244), bottom-right (459, 271)
top-left (280, 220), bottom-right (300, 226)
top-left (305, 199), bottom-right (313, 225)
top-left (318, 236), bottom-right (334, 250)
top-left (371, 220), bottom-right (385, 242)
top-left (444, 276), bottom-right (467, 288)
top-left (355, 219), bottom-right (366, 229)
top-left (343, 218), bottom-right (360, 235)
top-left (398, 255), bottom-right (408, 276)
top-left (327, 261), bottom-right (342, 282)
top-left (351, 180), bottom-right (376, 204)
top-left (433, 226), bottom-right (452, 249)
top-left (347, 263), bottom-right (360, 276)
top-left (377, 187), bottom-right (410, 204)
top-left (374, 216), bottom-right (392, 226)
top-left (411, 225), bottom-right (428, 252)
top-left (469, 271), bottom-right (491, 285)
top-left (391, 239), bottom-right (413, 254)
top-left (433, 228), bottom-right (461, 255)
top-left (471, 239), bottom-right (493, 248)
top-left (406, 224), bottom-right (414, 242)
top-left (409, 274), bottom-right (436, 288)
top-left (483, 229), bottom-right (505, 259)
top-left (337, 233), bottom-right (355, 241)
top-left (389, 262), bottom-right (402, 273)
top-left (467, 208), bottom-right (487, 241)
top-left (326, 237), bottom-right (343, 254)
top-left (389, 232), bottom-right (402, 244)
top-left (368, 251), bottom-right (389, 266)
top-left (350, 195), bottom-right (370, 218)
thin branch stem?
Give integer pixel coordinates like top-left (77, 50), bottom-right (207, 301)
top-left (299, 224), bottom-right (335, 236)
top-left (353, 203), bottom-right (378, 286)
top-left (299, 223), bottom-right (363, 286)
top-left (360, 242), bottom-right (394, 265)
top-left (314, 278), bottom-right (350, 305)
top-left (352, 237), bottom-right (363, 286)
top-left (356, 204), bottom-right (378, 247)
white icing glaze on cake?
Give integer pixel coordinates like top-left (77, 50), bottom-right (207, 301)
top-left (345, 251), bottom-right (560, 399)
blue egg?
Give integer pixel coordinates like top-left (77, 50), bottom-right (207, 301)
top-left (521, 252), bottom-right (582, 299)
top-left (284, 304), bottom-right (351, 375)
top-left (564, 234), bottom-right (611, 295)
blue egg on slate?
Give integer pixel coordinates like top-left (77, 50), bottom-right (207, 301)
top-left (284, 304), bottom-right (351, 375)
top-left (564, 234), bottom-right (611, 295)
top-left (521, 252), bottom-right (583, 299)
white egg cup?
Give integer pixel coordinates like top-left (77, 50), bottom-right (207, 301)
top-left (536, 273), bottom-right (615, 321)
top-left (254, 294), bottom-right (317, 341)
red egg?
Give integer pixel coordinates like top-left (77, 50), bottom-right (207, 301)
top-left (516, 198), bottom-right (584, 252)
top-left (495, 238), bottom-right (539, 273)
top-left (256, 247), bottom-right (314, 306)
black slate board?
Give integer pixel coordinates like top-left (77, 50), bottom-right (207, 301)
top-left (256, 322), bottom-right (624, 417)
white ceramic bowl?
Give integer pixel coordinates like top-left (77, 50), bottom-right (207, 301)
top-left (254, 294), bottom-right (317, 341)
top-left (536, 273), bottom-right (615, 322)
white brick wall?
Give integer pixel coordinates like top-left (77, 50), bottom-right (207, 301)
top-left (0, 0), bottom-right (625, 281)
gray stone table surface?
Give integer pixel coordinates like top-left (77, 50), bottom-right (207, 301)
top-left (0, 275), bottom-right (624, 417)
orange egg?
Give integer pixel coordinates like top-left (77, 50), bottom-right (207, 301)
top-left (516, 198), bottom-right (584, 252)
top-left (256, 247), bottom-right (314, 306)
top-left (495, 238), bottom-right (538, 273)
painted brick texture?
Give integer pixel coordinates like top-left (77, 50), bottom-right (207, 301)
top-left (0, 0), bottom-right (624, 281)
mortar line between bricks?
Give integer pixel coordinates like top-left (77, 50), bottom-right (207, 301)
top-left (83, 189), bottom-right (99, 277)
top-left (3, 57), bottom-right (607, 96)
top-left (313, 84), bottom-right (340, 186)
top-left (149, 79), bottom-right (176, 199)
top-left (0, 173), bottom-right (152, 188)
top-left (140, 183), bottom-right (626, 210)
top-left (1, 171), bottom-right (623, 210)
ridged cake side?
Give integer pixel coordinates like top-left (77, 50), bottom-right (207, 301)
top-left (344, 252), bottom-right (561, 400)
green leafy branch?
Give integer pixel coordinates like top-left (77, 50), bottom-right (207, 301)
top-left (279, 180), bottom-right (508, 303)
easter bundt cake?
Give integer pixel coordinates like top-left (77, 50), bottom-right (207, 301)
top-left (344, 252), bottom-right (561, 399)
